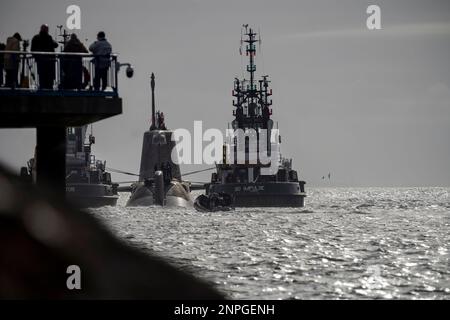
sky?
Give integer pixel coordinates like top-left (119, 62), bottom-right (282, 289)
top-left (0, 0), bottom-right (449, 187)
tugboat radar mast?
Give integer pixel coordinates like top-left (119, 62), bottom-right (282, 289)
top-left (233, 25), bottom-right (272, 131)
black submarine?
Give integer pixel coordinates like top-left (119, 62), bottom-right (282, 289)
top-left (200, 25), bottom-right (306, 208)
top-left (126, 73), bottom-right (193, 207)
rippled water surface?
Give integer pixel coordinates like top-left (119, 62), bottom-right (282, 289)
top-left (91, 187), bottom-right (450, 299)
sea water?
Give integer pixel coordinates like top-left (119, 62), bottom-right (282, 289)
top-left (91, 187), bottom-right (450, 299)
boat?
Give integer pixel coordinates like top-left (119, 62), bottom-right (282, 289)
top-left (194, 193), bottom-right (234, 212)
top-left (201, 25), bottom-right (306, 207)
top-left (21, 125), bottom-right (119, 208)
top-left (65, 126), bottom-right (119, 207)
top-left (125, 73), bottom-right (193, 207)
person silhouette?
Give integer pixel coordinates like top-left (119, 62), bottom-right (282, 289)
top-left (89, 31), bottom-right (112, 91)
top-left (31, 25), bottom-right (58, 89)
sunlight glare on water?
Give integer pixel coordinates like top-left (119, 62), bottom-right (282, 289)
top-left (90, 187), bottom-right (450, 299)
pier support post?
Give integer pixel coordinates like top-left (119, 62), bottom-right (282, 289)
top-left (36, 126), bottom-right (66, 196)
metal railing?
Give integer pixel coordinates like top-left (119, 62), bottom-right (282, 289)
top-left (0, 51), bottom-right (119, 96)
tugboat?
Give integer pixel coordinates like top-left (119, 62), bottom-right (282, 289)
top-left (126, 73), bottom-right (193, 207)
top-left (65, 126), bottom-right (119, 207)
top-left (201, 25), bottom-right (306, 207)
top-left (20, 126), bottom-right (119, 207)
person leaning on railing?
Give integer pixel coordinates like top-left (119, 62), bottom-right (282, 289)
top-left (4, 33), bottom-right (22, 88)
top-left (89, 31), bottom-right (112, 91)
top-left (31, 24), bottom-right (58, 90)
top-left (62, 34), bottom-right (88, 90)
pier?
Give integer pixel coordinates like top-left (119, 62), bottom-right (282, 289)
top-left (0, 51), bottom-right (124, 194)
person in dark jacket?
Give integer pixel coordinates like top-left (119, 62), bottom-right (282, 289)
top-left (62, 34), bottom-right (88, 89)
top-left (0, 41), bottom-right (5, 86)
top-left (31, 24), bottom-right (58, 89)
top-left (89, 31), bottom-right (112, 91)
top-left (4, 33), bottom-right (22, 88)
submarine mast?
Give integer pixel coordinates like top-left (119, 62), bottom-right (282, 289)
top-left (150, 73), bottom-right (156, 130)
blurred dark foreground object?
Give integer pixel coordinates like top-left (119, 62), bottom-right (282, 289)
top-left (0, 164), bottom-right (224, 299)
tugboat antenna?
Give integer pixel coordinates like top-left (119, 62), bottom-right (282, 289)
top-left (232, 25), bottom-right (272, 129)
top-left (56, 25), bottom-right (71, 51)
top-left (246, 27), bottom-right (257, 95)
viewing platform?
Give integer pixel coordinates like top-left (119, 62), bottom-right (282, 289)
top-left (0, 50), bottom-right (131, 194)
top-left (0, 51), bottom-right (124, 128)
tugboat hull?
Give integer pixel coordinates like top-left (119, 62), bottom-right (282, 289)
top-left (67, 195), bottom-right (119, 208)
top-left (66, 183), bottom-right (119, 208)
top-left (207, 182), bottom-right (306, 207)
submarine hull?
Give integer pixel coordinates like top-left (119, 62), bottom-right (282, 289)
top-left (129, 128), bottom-right (193, 207)
top-left (126, 181), bottom-right (193, 208)
top-left (207, 182), bottom-right (306, 207)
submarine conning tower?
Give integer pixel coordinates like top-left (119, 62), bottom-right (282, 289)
top-left (138, 73), bottom-right (181, 182)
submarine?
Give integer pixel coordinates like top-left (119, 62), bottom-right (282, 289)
top-left (126, 73), bottom-right (193, 207)
top-left (200, 25), bottom-right (306, 208)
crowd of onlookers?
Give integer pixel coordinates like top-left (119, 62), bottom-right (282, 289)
top-left (0, 24), bottom-right (112, 91)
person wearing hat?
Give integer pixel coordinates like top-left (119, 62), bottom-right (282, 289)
top-left (31, 24), bottom-right (58, 89)
top-left (89, 31), bottom-right (112, 91)
top-left (4, 32), bottom-right (22, 88)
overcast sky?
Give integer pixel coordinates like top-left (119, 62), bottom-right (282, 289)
top-left (1, 0), bottom-right (449, 187)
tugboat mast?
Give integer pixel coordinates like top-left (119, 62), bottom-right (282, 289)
top-left (57, 25), bottom-right (71, 50)
top-left (233, 25), bottom-right (272, 130)
top-left (246, 27), bottom-right (256, 99)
